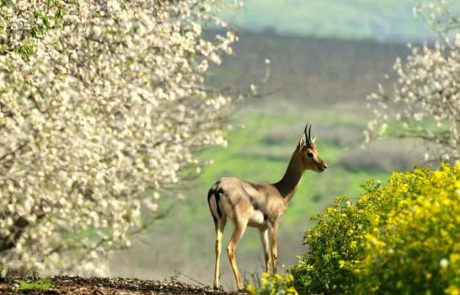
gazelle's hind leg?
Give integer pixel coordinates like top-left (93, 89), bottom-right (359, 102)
top-left (270, 223), bottom-right (279, 275)
top-left (213, 217), bottom-right (226, 289)
top-left (208, 185), bottom-right (226, 288)
top-left (258, 228), bottom-right (271, 273)
top-left (227, 221), bottom-right (248, 290)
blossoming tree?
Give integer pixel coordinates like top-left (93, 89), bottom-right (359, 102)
top-left (365, 1), bottom-right (460, 163)
top-left (0, 0), bottom-right (237, 274)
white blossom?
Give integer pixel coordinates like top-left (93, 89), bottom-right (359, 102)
top-left (0, 0), bottom-right (236, 274)
top-left (366, 1), bottom-right (460, 163)
top-left (440, 258), bottom-right (449, 268)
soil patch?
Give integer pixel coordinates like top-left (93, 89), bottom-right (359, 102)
top-left (0, 276), bottom-right (247, 295)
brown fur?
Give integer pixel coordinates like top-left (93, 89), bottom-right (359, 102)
top-left (207, 130), bottom-right (327, 290)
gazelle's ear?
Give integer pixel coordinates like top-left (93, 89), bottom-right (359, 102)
top-left (312, 136), bottom-right (317, 144)
top-left (299, 134), bottom-right (307, 148)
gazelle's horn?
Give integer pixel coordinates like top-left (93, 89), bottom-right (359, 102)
top-left (304, 123), bottom-right (313, 145)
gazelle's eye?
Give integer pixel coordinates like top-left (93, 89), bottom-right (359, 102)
top-left (307, 152), bottom-right (313, 158)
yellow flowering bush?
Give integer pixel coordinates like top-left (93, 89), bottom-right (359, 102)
top-left (247, 273), bottom-right (298, 295)
top-left (291, 164), bottom-right (460, 294)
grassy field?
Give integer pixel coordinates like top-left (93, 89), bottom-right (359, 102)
top-left (110, 34), bottom-right (425, 289)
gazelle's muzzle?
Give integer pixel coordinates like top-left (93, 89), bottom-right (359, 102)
top-left (317, 162), bottom-right (328, 172)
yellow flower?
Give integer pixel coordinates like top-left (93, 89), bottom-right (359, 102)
top-left (446, 284), bottom-right (460, 295)
top-left (286, 274), bottom-right (294, 282)
top-left (246, 284), bottom-right (257, 295)
top-left (287, 286), bottom-right (299, 295)
top-left (350, 240), bottom-right (357, 250)
top-left (450, 254), bottom-right (460, 263)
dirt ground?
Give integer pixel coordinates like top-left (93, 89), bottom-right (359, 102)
top-left (0, 276), bottom-right (247, 295)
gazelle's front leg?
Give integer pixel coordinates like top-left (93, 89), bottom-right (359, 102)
top-left (270, 223), bottom-right (279, 274)
top-left (258, 228), bottom-right (271, 273)
top-left (227, 221), bottom-right (248, 290)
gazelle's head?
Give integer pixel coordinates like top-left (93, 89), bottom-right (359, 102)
top-left (298, 123), bottom-right (328, 173)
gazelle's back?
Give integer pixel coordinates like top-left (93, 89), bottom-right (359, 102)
top-left (208, 177), bottom-right (286, 228)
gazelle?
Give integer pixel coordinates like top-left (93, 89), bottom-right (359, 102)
top-left (207, 123), bottom-right (327, 290)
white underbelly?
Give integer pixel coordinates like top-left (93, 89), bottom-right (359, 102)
top-left (248, 210), bottom-right (267, 228)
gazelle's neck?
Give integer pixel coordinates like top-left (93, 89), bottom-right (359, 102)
top-left (274, 147), bottom-right (304, 202)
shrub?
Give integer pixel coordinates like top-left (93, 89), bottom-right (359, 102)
top-left (247, 273), bottom-right (298, 295)
top-left (291, 164), bottom-right (460, 294)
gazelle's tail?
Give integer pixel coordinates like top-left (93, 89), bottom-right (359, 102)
top-left (207, 181), bottom-right (224, 225)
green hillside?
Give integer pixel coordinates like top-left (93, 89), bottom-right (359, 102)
top-left (222, 0), bottom-right (455, 41)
